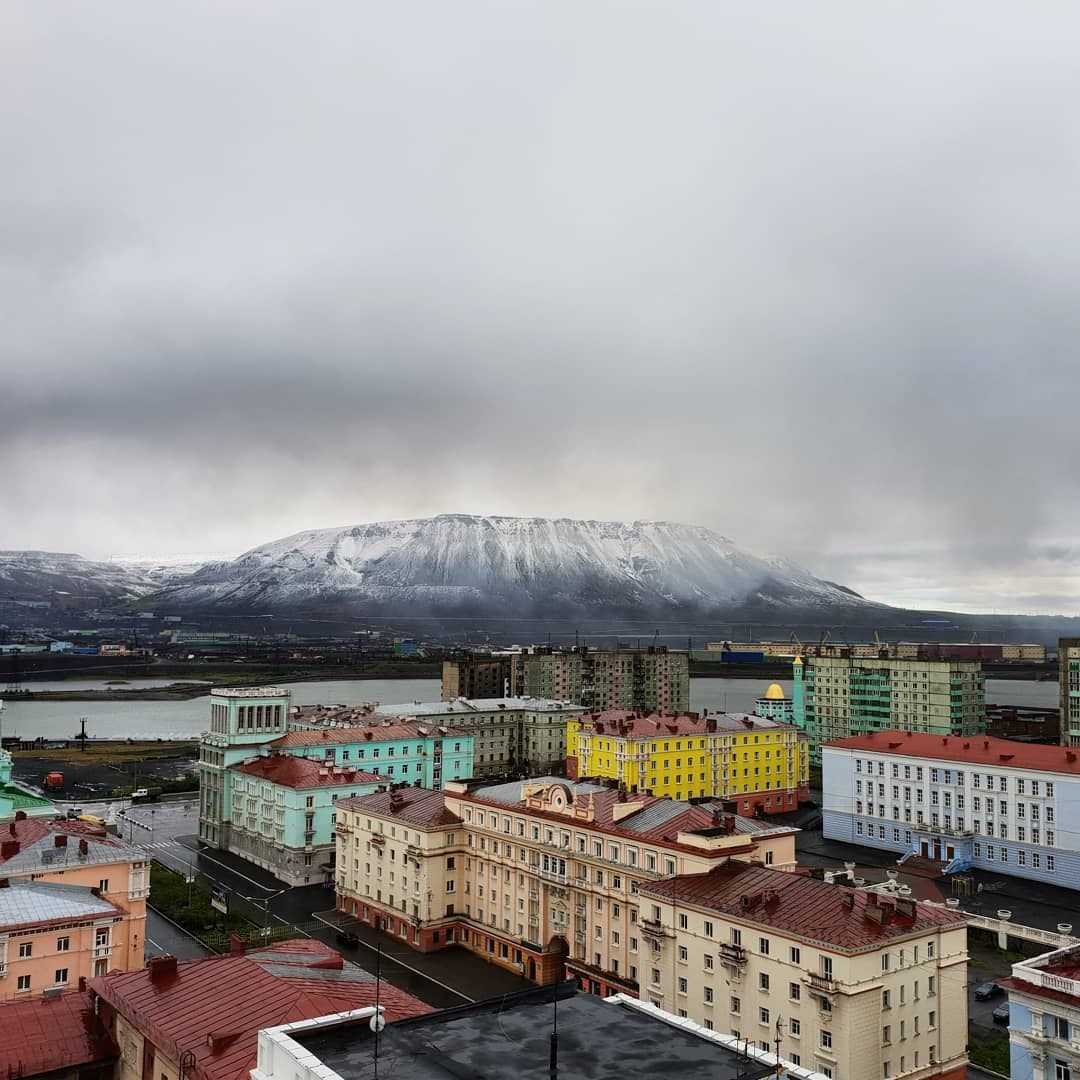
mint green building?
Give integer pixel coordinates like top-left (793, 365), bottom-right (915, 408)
top-left (0, 748), bottom-right (55, 820)
top-left (198, 689), bottom-right (476, 883)
top-left (793, 654), bottom-right (985, 764)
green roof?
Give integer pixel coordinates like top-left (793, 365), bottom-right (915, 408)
top-left (0, 785), bottom-right (54, 812)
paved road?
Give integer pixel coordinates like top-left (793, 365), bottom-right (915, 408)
top-left (144, 909), bottom-right (211, 961)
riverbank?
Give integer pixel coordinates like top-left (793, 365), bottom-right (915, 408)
top-left (7, 660), bottom-right (442, 700)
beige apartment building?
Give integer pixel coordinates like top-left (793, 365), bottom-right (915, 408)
top-left (442, 647), bottom-right (690, 714)
top-left (638, 866), bottom-right (969, 1080)
top-left (377, 697), bottom-right (586, 777)
top-left (333, 777), bottom-right (797, 994)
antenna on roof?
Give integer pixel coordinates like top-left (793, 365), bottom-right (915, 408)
top-left (371, 944), bottom-right (385, 1075)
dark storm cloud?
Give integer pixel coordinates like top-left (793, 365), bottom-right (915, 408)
top-left (4, 2), bottom-right (1080, 611)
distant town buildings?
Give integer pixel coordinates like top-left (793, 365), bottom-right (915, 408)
top-left (708, 640), bottom-right (1047, 662)
top-left (333, 777), bottom-right (798, 996)
top-left (442, 646), bottom-right (690, 713)
top-left (793, 655), bottom-right (985, 763)
top-left (823, 731), bottom-right (1078, 887)
top-left (1002, 941), bottom-right (1080, 1080)
top-left (376, 697), bottom-right (586, 778)
top-left (566, 709), bottom-right (809, 814)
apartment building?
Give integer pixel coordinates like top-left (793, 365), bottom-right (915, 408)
top-left (198, 687), bottom-right (473, 854)
top-left (822, 731), bottom-right (1079, 887)
top-left (566, 710), bottom-right (809, 814)
top-left (0, 880), bottom-right (132, 1000)
top-left (442, 647), bottom-right (690, 714)
top-left (333, 777), bottom-right (797, 996)
top-left (638, 864), bottom-right (969, 1080)
top-left (1002, 940), bottom-right (1080, 1080)
top-left (91, 940), bottom-right (430, 1080)
top-left (1060, 638), bottom-right (1080, 748)
top-left (226, 755), bottom-right (387, 885)
top-left (377, 697), bottom-right (586, 777)
top-left (793, 655), bottom-right (985, 763)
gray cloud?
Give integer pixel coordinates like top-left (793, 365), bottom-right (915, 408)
top-left (3, 1), bottom-right (1080, 611)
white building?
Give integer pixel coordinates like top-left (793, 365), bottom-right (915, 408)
top-left (822, 731), bottom-right (1080, 888)
top-left (1003, 941), bottom-right (1080, 1080)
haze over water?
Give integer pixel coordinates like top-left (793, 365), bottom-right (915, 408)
top-left (0, 677), bottom-right (1058, 741)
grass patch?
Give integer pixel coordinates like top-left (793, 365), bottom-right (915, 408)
top-left (13, 741), bottom-right (197, 764)
top-left (969, 1034), bottom-right (1010, 1075)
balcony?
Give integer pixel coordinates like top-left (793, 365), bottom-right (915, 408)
top-left (804, 972), bottom-right (839, 995)
top-left (539, 868), bottom-right (568, 885)
top-left (335, 822), bottom-right (352, 836)
top-left (529, 890), bottom-right (539, 900)
top-left (640, 918), bottom-right (667, 938)
top-left (93, 945), bottom-right (112, 960)
top-left (719, 943), bottom-right (748, 964)
top-left (370, 834), bottom-right (385, 846)
top-left (574, 904), bottom-right (586, 915)
top-left (575, 931), bottom-right (586, 942)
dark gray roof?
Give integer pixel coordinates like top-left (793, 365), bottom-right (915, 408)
top-left (295, 985), bottom-right (814, 1079)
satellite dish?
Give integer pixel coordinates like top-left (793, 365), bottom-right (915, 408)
top-left (369, 1013), bottom-right (386, 1034)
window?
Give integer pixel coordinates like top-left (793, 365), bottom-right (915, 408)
top-left (883, 1025), bottom-right (891, 1044)
top-left (54, 968), bottom-right (68, 985)
top-left (789, 982), bottom-right (801, 1001)
top-left (821, 1031), bottom-right (833, 1049)
top-left (704, 921), bottom-right (714, 938)
top-left (759, 973), bottom-right (770, 991)
top-left (881, 952), bottom-right (890, 971)
top-left (18, 942), bottom-right (31, 958)
top-left (678, 946), bottom-right (688, 962)
top-left (56, 936), bottom-right (69, 952)
top-left (1054, 1060), bottom-right (1071, 1080)
top-left (759, 937), bottom-right (770, 956)
top-left (704, 954), bottom-right (714, 970)
top-left (789, 946), bottom-right (801, 964)
top-left (98, 879), bottom-right (109, 893)
top-left (16, 975), bottom-right (29, 992)
top-left (678, 913), bottom-right (688, 930)
top-left (731, 996), bottom-right (741, 1014)
top-left (790, 1018), bottom-right (800, 1036)
top-left (678, 977), bottom-right (688, 994)
top-left (760, 1007), bottom-right (770, 1025)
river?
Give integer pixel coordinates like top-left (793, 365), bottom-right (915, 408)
top-left (0, 676), bottom-right (1060, 741)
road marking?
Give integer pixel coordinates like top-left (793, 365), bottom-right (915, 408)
top-left (146, 937), bottom-right (164, 953)
top-left (310, 913), bottom-right (473, 1002)
top-left (190, 849), bottom-right (285, 892)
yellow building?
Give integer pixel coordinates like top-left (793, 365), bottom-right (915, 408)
top-left (567, 710), bottom-right (809, 815)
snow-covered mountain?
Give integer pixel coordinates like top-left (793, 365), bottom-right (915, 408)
top-left (146, 515), bottom-right (883, 620)
top-left (0, 551), bottom-right (155, 602)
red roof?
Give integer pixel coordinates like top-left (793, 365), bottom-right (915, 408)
top-left (0, 989), bottom-right (117, 1076)
top-left (273, 720), bottom-right (467, 748)
top-left (234, 754), bottom-right (385, 789)
top-left (574, 710), bottom-right (792, 739)
top-left (90, 940), bottom-right (430, 1080)
top-left (338, 787), bottom-right (463, 827)
top-left (639, 864), bottom-right (967, 951)
top-left (825, 730), bottom-right (1080, 775)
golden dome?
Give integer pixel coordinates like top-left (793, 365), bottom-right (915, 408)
top-left (764, 683), bottom-right (786, 701)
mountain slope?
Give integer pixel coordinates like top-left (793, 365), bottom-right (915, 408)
top-left (146, 514), bottom-right (884, 620)
top-left (0, 551), bottom-right (154, 602)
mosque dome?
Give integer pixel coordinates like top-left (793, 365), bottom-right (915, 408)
top-left (764, 683), bottom-right (786, 701)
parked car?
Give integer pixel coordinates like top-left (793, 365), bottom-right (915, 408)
top-left (66, 808), bottom-right (83, 820)
top-left (335, 929), bottom-right (360, 948)
top-left (993, 1003), bottom-right (1010, 1025)
top-left (974, 982), bottom-right (1004, 1000)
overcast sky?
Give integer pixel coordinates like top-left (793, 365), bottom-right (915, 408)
top-left (3, 3), bottom-right (1079, 614)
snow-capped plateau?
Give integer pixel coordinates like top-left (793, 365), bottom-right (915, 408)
top-left (0, 550), bottom-right (155, 602)
top-left (145, 514), bottom-right (884, 620)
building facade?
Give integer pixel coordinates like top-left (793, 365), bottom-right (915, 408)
top-left (793, 655), bottom-right (985, 763)
top-left (442, 647), bottom-right (690, 714)
top-left (227, 756), bottom-right (387, 886)
top-left (755, 683), bottom-right (795, 722)
top-left (377, 697), bottom-right (586, 778)
top-left (1003, 941), bottom-right (1080, 1080)
top-left (565, 710), bottom-right (810, 814)
top-left (638, 865), bottom-right (969, 1080)
top-left (0, 880), bottom-right (132, 1000)
top-left (333, 778), bottom-right (798, 997)
top-left (198, 688), bottom-right (474, 858)
top-left (1060, 638), bottom-right (1080, 748)
top-left (822, 731), bottom-right (1080, 886)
